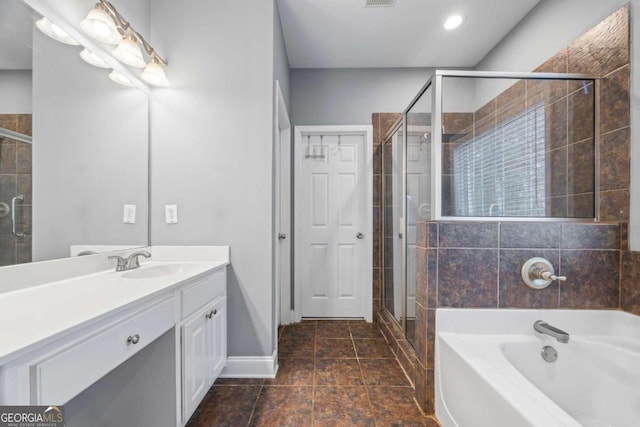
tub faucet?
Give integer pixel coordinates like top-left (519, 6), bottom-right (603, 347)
top-left (533, 320), bottom-right (570, 344)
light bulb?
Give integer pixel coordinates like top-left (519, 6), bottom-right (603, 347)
top-left (80, 48), bottom-right (110, 68)
top-left (108, 70), bottom-right (135, 87)
top-left (81, 4), bottom-right (121, 45)
top-left (444, 15), bottom-right (463, 30)
top-left (35, 17), bottom-right (79, 46)
top-left (113, 34), bottom-right (145, 68)
top-left (141, 57), bottom-right (169, 87)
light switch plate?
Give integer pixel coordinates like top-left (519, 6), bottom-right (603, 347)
top-left (165, 204), bottom-right (178, 224)
top-left (123, 204), bottom-right (136, 224)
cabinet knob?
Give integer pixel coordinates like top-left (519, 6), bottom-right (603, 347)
top-left (127, 334), bottom-right (140, 345)
top-left (213, 309), bottom-right (217, 315)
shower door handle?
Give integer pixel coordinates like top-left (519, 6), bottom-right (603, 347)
top-left (11, 195), bottom-right (26, 238)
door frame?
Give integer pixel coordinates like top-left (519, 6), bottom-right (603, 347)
top-left (293, 125), bottom-right (373, 322)
top-left (275, 81), bottom-right (292, 331)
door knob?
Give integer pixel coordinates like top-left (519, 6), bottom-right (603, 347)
top-left (356, 232), bottom-right (364, 239)
top-left (278, 233), bottom-right (287, 240)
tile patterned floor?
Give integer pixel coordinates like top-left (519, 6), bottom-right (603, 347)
top-left (186, 320), bottom-right (439, 427)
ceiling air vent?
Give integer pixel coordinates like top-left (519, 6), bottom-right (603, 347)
top-left (364, 0), bottom-right (396, 8)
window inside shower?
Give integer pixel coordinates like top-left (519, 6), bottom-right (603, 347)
top-left (440, 74), bottom-right (597, 219)
top-left (452, 103), bottom-right (546, 217)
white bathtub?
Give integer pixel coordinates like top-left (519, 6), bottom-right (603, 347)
top-left (435, 309), bottom-right (640, 427)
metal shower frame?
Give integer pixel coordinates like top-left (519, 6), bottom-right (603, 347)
top-left (381, 69), bottom-right (600, 342)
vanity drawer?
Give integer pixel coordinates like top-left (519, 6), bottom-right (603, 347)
top-left (181, 267), bottom-right (226, 319)
top-left (30, 296), bottom-right (175, 405)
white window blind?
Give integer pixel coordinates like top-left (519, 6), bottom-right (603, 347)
top-left (452, 103), bottom-right (546, 216)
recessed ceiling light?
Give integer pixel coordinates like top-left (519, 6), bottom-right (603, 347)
top-left (444, 15), bottom-right (463, 30)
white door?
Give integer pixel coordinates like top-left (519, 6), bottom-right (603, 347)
top-left (296, 128), bottom-right (371, 318)
top-left (275, 81), bottom-right (292, 326)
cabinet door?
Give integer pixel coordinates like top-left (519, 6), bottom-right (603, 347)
top-left (181, 307), bottom-right (210, 424)
top-left (208, 296), bottom-right (227, 384)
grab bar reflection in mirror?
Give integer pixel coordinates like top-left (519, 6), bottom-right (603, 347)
top-left (11, 195), bottom-right (28, 238)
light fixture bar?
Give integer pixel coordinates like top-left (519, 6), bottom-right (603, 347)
top-left (99, 0), bottom-right (167, 65)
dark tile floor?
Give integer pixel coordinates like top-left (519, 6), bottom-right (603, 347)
top-left (186, 320), bottom-right (439, 427)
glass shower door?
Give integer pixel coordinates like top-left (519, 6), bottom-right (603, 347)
top-left (0, 122), bottom-right (32, 266)
top-left (405, 85), bottom-right (432, 347)
top-left (383, 124), bottom-right (404, 324)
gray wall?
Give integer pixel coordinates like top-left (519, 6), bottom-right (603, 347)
top-left (0, 71), bottom-right (31, 114)
top-left (274, 2), bottom-right (290, 111)
top-left (291, 68), bottom-right (431, 125)
top-left (32, 29), bottom-right (149, 261)
top-left (474, 0), bottom-right (640, 249)
top-left (149, 0), bottom-right (276, 357)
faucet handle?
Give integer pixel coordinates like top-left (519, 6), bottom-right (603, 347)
top-left (521, 257), bottom-right (565, 289)
top-left (108, 255), bottom-right (127, 272)
top-left (540, 271), bottom-right (567, 282)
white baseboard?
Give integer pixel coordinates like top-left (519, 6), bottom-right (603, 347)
top-left (218, 350), bottom-right (278, 379)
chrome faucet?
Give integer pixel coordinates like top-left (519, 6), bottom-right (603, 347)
top-left (126, 251), bottom-right (152, 269)
top-left (77, 250), bottom-right (98, 256)
top-left (108, 251), bottom-right (152, 272)
top-left (533, 320), bottom-right (570, 344)
top-left (108, 255), bottom-right (128, 272)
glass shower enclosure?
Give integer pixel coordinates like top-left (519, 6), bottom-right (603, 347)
top-left (382, 70), bottom-right (599, 348)
top-left (0, 124), bottom-right (32, 266)
top-left (382, 81), bottom-right (432, 347)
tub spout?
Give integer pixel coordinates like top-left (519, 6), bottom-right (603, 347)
top-left (533, 320), bottom-right (570, 343)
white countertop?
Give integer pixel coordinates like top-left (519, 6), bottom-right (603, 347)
top-left (0, 246), bottom-right (229, 365)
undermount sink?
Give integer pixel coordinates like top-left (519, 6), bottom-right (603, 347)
top-left (122, 263), bottom-right (186, 279)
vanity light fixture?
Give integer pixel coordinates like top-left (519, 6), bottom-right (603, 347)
top-left (81, 0), bottom-right (169, 87)
top-left (35, 18), bottom-right (80, 46)
top-left (444, 14), bottom-right (463, 30)
top-left (108, 69), bottom-right (135, 87)
top-left (79, 48), bottom-right (110, 68)
top-left (141, 55), bottom-right (169, 87)
top-left (80, 3), bottom-right (121, 45)
top-left (113, 33), bottom-right (146, 68)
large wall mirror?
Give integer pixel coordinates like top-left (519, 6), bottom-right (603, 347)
top-left (0, 0), bottom-right (149, 266)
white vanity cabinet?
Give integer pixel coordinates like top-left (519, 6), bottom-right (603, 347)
top-left (181, 295), bottom-right (226, 423)
top-left (0, 253), bottom-right (228, 427)
top-left (179, 268), bottom-right (227, 424)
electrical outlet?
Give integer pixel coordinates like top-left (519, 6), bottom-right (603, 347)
top-left (123, 204), bottom-right (136, 224)
top-left (165, 204), bottom-right (178, 224)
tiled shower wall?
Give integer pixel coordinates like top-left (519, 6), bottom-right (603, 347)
top-left (0, 114), bottom-right (32, 266)
top-left (373, 5), bottom-right (638, 417)
top-left (419, 6), bottom-right (634, 415)
top-left (413, 221), bottom-right (624, 414)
